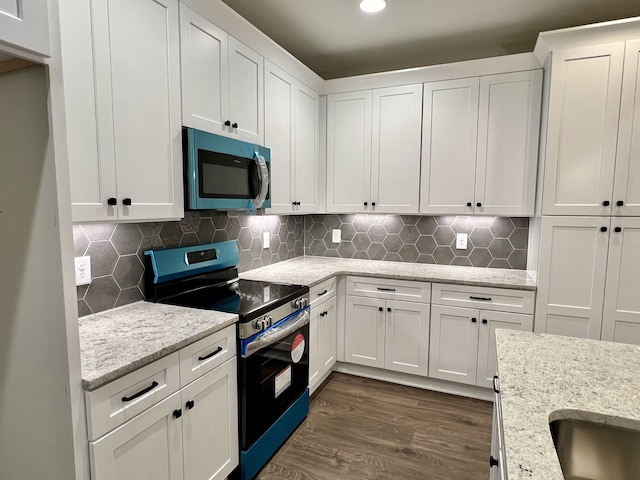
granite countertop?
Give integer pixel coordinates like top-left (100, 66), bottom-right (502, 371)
top-left (79, 301), bottom-right (238, 391)
top-left (496, 330), bottom-right (640, 480)
top-left (240, 256), bottom-right (536, 290)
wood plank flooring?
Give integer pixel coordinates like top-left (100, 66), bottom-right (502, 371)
top-left (257, 373), bottom-right (493, 480)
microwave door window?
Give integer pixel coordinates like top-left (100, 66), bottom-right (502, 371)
top-left (198, 150), bottom-right (250, 199)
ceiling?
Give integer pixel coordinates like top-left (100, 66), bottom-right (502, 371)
top-left (221, 0), bottom-right (640, 79)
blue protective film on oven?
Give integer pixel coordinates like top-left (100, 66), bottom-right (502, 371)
top-left (144, 240), bottom-right (240, 284)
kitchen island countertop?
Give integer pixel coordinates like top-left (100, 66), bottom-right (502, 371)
top-left (496, 330), bottom-right (640, 480)
top-left (240, 256), bottom-right (536, 290)
top-left (79, 301), bottom-right (238, 391)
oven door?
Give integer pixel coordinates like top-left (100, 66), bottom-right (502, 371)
top-left (238, 308), bottom-right (310, 450)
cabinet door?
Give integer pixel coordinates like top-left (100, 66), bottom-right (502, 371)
top-left (308, 305), bottom-right (320, 389)
top-left (613, 40), bottom-right (640, 216)
top-left (0, 0), bottom-right (49, 56)
top-left (543, 43), bottom-right (625, 215)
top-left (370, 84), bottom-right (422, 213)
top-left (327, 91), bottom-right (373, 213)
top-left (421, 78), bottom-right (479, 214)
top-left (180, 4), bottom-right (229, 136)
top-left (602, 218), bottom-right (640, 345)
top-left (476, 70), bottom-right (542, 216)
top-left (228, 37), bottom-right (264, 144)
top-left (476, 311), bottom-right (533, 389)
top-left (318, 297), bottom-right (337, 377)
top-left (428, 305), bottom-right (479, 385)
top-left (90, 392), bottom-right (183, 480)
top-left (344, 296), bottom-right (385, 368)
top-left (107, 0), bottom-right (183, 221)
top-left (181, 358), bottom-right (238, 480)
top-left (535, 216), bottom-right (609, 339)
top-left (294, 82), bottom-right (322, 212)
top-left (264, 61), bottom-right (295, 213)
top-left (384, 299), bottom-right (430, 376)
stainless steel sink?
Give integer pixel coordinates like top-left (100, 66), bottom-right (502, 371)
top-left (550, 418), bottom-right (640, 480)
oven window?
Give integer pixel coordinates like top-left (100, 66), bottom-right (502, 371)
top-left (198, 149), bottom-right (250, 199)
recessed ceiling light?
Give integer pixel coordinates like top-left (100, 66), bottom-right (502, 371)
top-left (360, 0), bottom-right (387, 13)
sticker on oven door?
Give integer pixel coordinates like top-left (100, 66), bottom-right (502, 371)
top-left (274, 365), bottom-right (292, 398)
top-left (291, 333), bottom-right (305, 363)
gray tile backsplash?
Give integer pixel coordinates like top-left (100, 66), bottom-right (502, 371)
top-left (75, 212), bottom-right (527, 316)
top-left (75, 212), bottom-right (304, 316)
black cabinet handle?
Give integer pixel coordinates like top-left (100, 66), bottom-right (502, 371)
top-left (617, 200), bottom-right (624, 207)
top-left (198, 346), bottom-right (223, 361)
top-left (493, 375), bottom-right (500, 393)
top-left (317, 290), bottom-right (328, 296)
top-left (470, 296), bottom-right (491, 301)
top-left (378, 287), bottom-right (396, 292)
top-left (471, 317), bottom-right (477, 323)
top-left (387, 307), bottom-right (391, 312)
top-left (292, 201), bottom-right (301, 206)
top-left (482, 319), bottom-right (488, 324)
top-left (122, 381), bottom-right (158, 402)
top-left (322, 311), bottom-right (328, 316)
top-left (378, 307), bottom-right (383, 312)
top-left (232, 122), bottom-right (238, 129)
top-left (614, 227), bottom-right (622, 233)
top-left (107, 197), bottom-right (117, 206)
top-left (476, 202), bottom-right (482, 207)
top-left (173, 409), bottom-right (182, 419)
top-left (372, 202), bottom-right (376, 207)
top-left (466, 202), bottom-right (472, 207)
top-left (224, 120), bottom-right (231, 127)
top-left (123, 198), bottom-right (132, 206)
top-left (489, 456), bottom-right (499, 468)
top-left (186, 400), bottom-right (195, 410)
top-left (364, 202), bottom-right (368, 206)
top-left (601, 226), bottom-right (608, 232)
top-left (603, 200), bottom-right (610, 206)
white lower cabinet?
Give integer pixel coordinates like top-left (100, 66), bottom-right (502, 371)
top-left (429, 284), bottom-right (534, 387)
top-left (345, 290), bottom-right (431, 376)
top-left (88, 326), bottom-right (238, 480)
top-left (309, 296), bottom-right (337, 394)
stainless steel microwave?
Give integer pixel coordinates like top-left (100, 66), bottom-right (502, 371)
top-left (183, 127), bottom-right (271, 211)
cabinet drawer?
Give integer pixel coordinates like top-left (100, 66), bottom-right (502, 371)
top-left (346, 276), bottom-right (431, 304)
top-left (179, 324), bottom-right (236, 387)
top-left (432, 283), bottom-right (535, 314)
top-left (85, 352), bottom-right (180, 441)
top-left (310, 277), bottom-right (336, 307)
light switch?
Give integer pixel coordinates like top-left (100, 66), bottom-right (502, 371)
top-left (456, 233), bottom-right (468, 250)
top-left (332, 229), bottom-right (341, 244)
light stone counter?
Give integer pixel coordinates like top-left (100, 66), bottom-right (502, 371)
top-left (79, 301), bottom-right (238, 391)
top-left (240, 256), bottom-right (536, 290)
top-left (496, 330), bottom-right (640, 480)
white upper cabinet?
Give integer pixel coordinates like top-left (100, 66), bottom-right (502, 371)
top-left (421, 70), bottom-right (541, 216)
top-left (421, 78), bottom-right (479, 214)
top-left (265, 60), bottom-right (321, 214)
top-left (63, 0), bottom-right (183, 222)
top-left (542, 43), bottom-right (625, 215)
top-left (613, 40), bottom-right (640, 216)
top-left (180, 4), bottom-right (263, 145)
top-left (327, 85), bottom-right (422, 213)
top-left (0, 0), bottom-right (49, 56)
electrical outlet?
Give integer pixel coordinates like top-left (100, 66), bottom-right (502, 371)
top-left (262, 231), bottom-right (270, 249)
top-left (455, 233), bottom-right (468, 250)
top-left (75, 256), bottom-right (92, 286)
top-left (332, 229), bottom-right (341, 244)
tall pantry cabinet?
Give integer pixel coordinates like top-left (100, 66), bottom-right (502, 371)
top-left (534, 29), bottom-right (640, 344)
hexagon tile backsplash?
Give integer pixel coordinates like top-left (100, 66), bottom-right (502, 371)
top-left (74, 212), bottom-right (527, 316)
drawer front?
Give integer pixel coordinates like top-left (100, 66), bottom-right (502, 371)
top-left (310, 277), bottom-right (336, 307)
top-left (432, 283), bottom-right (535, 314)
top-left (85, 352), bottom-right (180, 441)
top-left (179, 324), bottom-right (236, 387)
top-left (346, 276), bottom-right (431, 304)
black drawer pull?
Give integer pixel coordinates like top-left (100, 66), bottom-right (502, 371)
top-left (489, 456), bottom-right (499, 468)
top-left (198, 346), bottom-right (223, 361)
top-left (378, 287), bottom-right (396, 292)
top-left (317, 290), bottom-right (328, 296)
top-left (186, 400), bottom-right (195, 410)
top-left (121, 381), bottom-right (159, 402)
top-left (470, 296), bottom-right (491, 301)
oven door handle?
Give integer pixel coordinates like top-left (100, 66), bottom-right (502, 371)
top-left (241, 308), bottom-right (310, 358)
top-left (251, 153), bottom-right (269, 209)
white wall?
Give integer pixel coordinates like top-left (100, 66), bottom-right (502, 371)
top-left (0, 65), bottom-right (77, 480)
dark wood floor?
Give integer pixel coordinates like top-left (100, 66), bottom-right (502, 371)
top-left (257, 373), bottom-right (493, 480)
